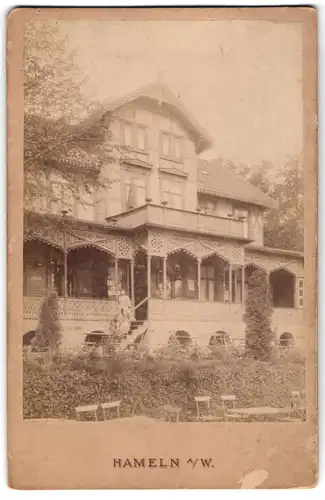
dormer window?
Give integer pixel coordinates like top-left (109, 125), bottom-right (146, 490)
top-left (160, 132), bottom-right (183, 162)
top-left (121, 120), bottom-right (148, 152)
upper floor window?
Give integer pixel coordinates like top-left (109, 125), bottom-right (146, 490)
top-left (49, 173), bottom-right (95, 222)
top-left (198, 198), bottom-right (218, 214)
top-left (49, 174), bottom-right (74, 216)
top-left (123, 173), bottom-right (147, 210)
top-left (160, 132), bottom-right (183, 162)
top-left (77, 188), bottom-right (95, 221)
top-left (161, 178), bottom-right (183, 209)
top-left (121, 121), bottom-right (148, 152)
top-left (123, 122), bottom-right (133, 148)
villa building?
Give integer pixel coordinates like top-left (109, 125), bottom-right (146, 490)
top-left (23, 82), bottom-right (304, 350)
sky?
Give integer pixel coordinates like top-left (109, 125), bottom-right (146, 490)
top-left (61, 19), bottom-right (303, 168)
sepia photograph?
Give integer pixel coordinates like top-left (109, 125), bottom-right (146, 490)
top-left (7, 7), bottom-right (317, 489)
top-left (22, 15), bottom-right (307, 425)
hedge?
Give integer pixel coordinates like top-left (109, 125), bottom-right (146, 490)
top-left (23, 351), bottom-right (305, 421)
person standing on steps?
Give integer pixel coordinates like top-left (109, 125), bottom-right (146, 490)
top-left (118, 289), bottom-right (132, 337)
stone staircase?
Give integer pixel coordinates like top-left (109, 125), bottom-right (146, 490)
top-left (118, 320), bottom-right (148, 351)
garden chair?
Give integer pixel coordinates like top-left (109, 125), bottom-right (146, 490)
top-left (220, 395), bottom-right (246, 422)
top-left (163, 405), bottom-right (181, 423)
top-left (100, 400), bottom-right (122, 420)
top-left (194, 396), bottom-right (211, 420)
top-left (194, 396), bottom-right (227, 422)
top-left (75, 404), bottom-right (99, 421)
top-left (289, 390), bottom-right (306, 420)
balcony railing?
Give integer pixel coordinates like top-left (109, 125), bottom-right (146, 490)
top-left (108, 204), bottom-right (246, 239)
top-left (24, 296), bottom-right (303, 328)
top-left (23, 296), bottom-right (117, 320)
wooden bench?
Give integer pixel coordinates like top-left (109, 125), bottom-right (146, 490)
top-left (75, 404), bottom-right (99, 421)
top-left (100, 400), bottom-right (121, 420)
top-left (163, 405), bottom-right (181, 423)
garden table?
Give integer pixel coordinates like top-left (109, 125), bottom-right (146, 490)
top-left (227, 406), bottom-right (291, 417)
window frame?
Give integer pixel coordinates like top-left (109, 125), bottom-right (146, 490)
top-left (160, 175), bottom-right (184, 209)
top-left (122, 167), bottom-right (149, 211)
top-left (48, 176), bottom-right (75, 217)
top-left (120, 120), bottom-right (148, 152)
top-left (297, 278), bottom-right (304, 308)
top-left (159, 131), bottom-right (184, 162)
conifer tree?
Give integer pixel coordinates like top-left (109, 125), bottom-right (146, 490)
top-left (33, 292), bottom-right (62, 353)
top-left (244, 269), bottom-right (274, 360)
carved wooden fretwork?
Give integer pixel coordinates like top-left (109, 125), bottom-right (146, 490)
top-left (147, 230), bottom-right (244, 264)
top-left (23, 296), bottom-right (117, 319)
top-left (66, 228), bottom-right (116, 254)
top-left (24, 217), bottom-right (139, 259)
top-left (116, 237), bottom-right (133, 259)
top-left (24, 219), bottom-right (64, 250)
top-left (245, 251), bottom-right (304, 276)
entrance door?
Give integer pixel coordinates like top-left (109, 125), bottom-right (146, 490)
top-left (134, 251), bottom-right (148, 320)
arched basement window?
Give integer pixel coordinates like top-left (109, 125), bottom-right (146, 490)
top-left (175, 330), bottom-right (192, 346)
top-left (279, 332), bottom-right (295, 350)
top-left (209, 331), bottom-right (230, 347)
top-left (270, 269), bottom-right (295, 308)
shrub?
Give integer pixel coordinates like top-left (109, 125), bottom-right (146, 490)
top-left (32, 292), bottom-right (62, 353)
top-left (23, 351), bottom-right (305, 421)
top-left (244, 270), bottom-right (275, 361)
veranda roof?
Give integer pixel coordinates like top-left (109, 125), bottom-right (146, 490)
top-left (198, 159), bottom-right (277, 210)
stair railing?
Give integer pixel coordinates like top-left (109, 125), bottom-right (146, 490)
top-left (134, 296), bottom-right (149, 312)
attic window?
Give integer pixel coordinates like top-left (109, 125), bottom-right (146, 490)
top-left (121, 121), bottom-right (148, 152)
top-left (160, 132), bottom-right (183, 161)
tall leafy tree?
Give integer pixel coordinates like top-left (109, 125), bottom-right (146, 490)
top-left (244, 269), bottom-right (274, 361)
top-left (225, 157), bottom-right (303, 252)
top-left (263, 159), bottom-right (304, 252)
top-left (24, 20), bottom-right (109, 205)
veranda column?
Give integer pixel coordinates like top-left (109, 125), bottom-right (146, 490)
top-left (241, 265), bottom-right (245, 303)
top-left (114, 257), bottom-right (119, 298)
top-left (62, 220), bottom-right (68, 315)
top-left (63, 250), bottom-right (68, 314)
top-left (147, 255), bottom-right (152, 298)
top-left (229, 263), bottom-right (233, 303)
top-left (163, 256), bottom-right (167, 299)
top-left (130, 257), bottom-right (135, 302)
top-left (197, 258), bottom-right (201, 300)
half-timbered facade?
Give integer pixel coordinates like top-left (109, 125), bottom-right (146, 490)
top-left (24, 82), bottom-right (304, 350)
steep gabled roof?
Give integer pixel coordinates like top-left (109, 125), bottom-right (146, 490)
top-left (88, 81), bottom-right (213, 153)
top-left (198, 159), bottom-right (277, 210)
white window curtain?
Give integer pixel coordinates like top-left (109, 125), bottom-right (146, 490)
top-left (162, 179), bottom-right (183, 209)
top-left (137, 126), bottom-right (147, 151)
top-left (174, 136), bottom-right (183, 160)
top-left (125, 176), bottom-right (146, 209)
top-left (123, 122), bottom-right (133, 148)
